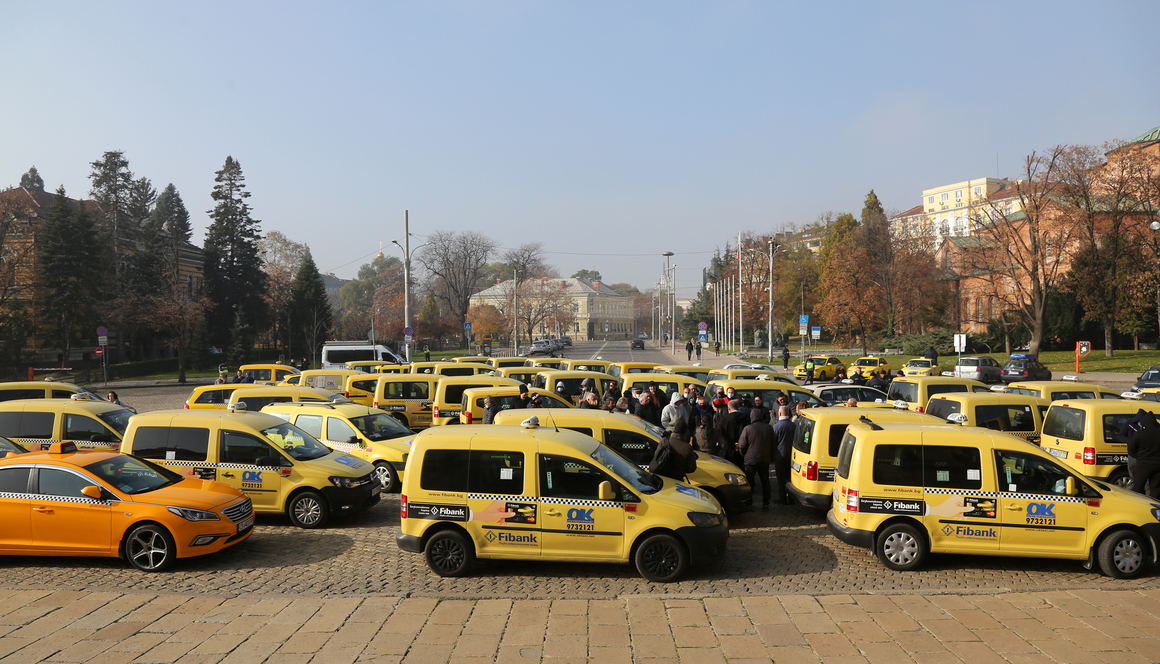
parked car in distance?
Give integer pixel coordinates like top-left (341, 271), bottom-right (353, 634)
top-left (527, 340), bottom-right (552, 356)
top-left (1133, 365), bottom-right (1160, 391)
top-left (1001, 354), bottom-right (1052, 383)
top-left (630, 339), bottom-right (645, 349)
top-left (952, 356), bottom-right (1003, 383)
top-left (561, 336), bottom-right (572, 347)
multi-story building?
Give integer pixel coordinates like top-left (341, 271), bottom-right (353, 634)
top-left (890, 178), bottom-right (1023, 251)
top-left (470, 277), bottom-right (634, 341)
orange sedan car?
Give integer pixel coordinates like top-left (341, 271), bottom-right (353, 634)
top-left (0, 441), bottom-right (254, 571)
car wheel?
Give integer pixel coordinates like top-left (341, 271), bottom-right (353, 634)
top-left (124, 523), bottom-right (176, 572)
top-left (634, 533), bottom-right (688, 583)
top-left (1098, 529), bottom-right (1148, 579)
top-left (876, 523), bottom-right (927, 571)
top-left (373, 461), bottom-right (400, 493)
top-left (425, 529), bottom-right (475, 577)
top-left (288, 490), bottom-right (330, 529)
top-left (1108, 467), bottom-right (1131, 489)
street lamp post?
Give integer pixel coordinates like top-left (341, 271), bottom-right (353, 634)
top-left (671, 262), bottom-right (677, 355)
top-left (662, 252), bottom-right (674, 352)
top-left (391, 210), bottom-right (429, 362)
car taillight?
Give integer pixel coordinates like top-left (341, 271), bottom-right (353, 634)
top-left (184, 403), bottom-right (189, 409)
top-left (465, 412), bottom-right (473, 424)
top-left (1083, 448), bottom-right (1096, 465)
top-left (806, 461), bottom-right (818, 481)
top-left (344, 391), bottom-right (349, 398)
top-left (1021, 370), bottom-right (1028, 376)
top-left (400, 494), bottom-right (408, 519)
top-left (373, 401), bottom-right (378, 408)
top-left (915, 406), bottom-right (924, 413)
top-left (433, 405), bottom-right (440, 419)
top-left (845, 488), bottom-right (859, 512)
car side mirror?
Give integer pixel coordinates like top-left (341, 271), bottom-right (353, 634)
top-left (254, 456), bottom-right (274, 467)
top-left (348, 435), bottom-right (362, 446)
top-left (81, 485), bottom-right (103, 500)
top-left (1066, 476), bottom-right (1078, 496)
top-left (598, 481), bottom-right (615, 502)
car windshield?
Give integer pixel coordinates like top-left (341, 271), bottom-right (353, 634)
top-left (855, 360), bottom-right (877, 366)
top-left (84, 455), bottom-right (182, 495)
top-left (887, 381), bottom-right (918, 403)
top-left (349, 413), bottom-right (411, 441)
top-left (0, 437), bottom-right (27, 454)
top-left (97, 409), bottom-right (134, 436)
top-left (1141, 370), bottom-right (1160, 381)
top-left (261, 422), bottom-right (333, 460)
top-left (590, 443), bottom-right (659, 494)
top-left (906, 360), bottom-right (931, 368)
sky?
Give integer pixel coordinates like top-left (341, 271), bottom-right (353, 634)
top-left (3, 1), bottom-right (1158, 301)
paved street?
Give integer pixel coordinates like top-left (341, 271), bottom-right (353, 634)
top-left (4, 341), bottom-right (1154, 662)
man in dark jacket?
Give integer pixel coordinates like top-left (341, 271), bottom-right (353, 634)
top-left (924, 346), bottom-right (938, 362)
top-left (866, 371), bottom-right (888, 392)
top-left (1128, 410), bottom-right (1160, 498)
top-left (637, 392), bottom-right (662, 427)
top-left (737, 408), bottom-right (775, 510)
top-left (579, 392), bottom-right (599, 409)
top-left (482, 396), bottom-right (502, 424)
top-left (782, 345), bottom-right (790, 369)
top-left (773, 406), bottom-right (797, 505)
top-left (751, 395), bottom-right (770, 424)
top-left (719, 399), bottom-right (751, 467)
top-left (511, 384), bottom-right (531, 409)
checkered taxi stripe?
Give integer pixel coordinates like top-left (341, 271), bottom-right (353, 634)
top-left (465, 494), bottom-right (623, 507)
top-left (0, 491), bottom-right (107, 505)
top-left (147, 460), bottom-right (283, 470)
top-left (15, 438), bottom-right (118, 451)
top-left (924, 487), bottom-right (1086, 503)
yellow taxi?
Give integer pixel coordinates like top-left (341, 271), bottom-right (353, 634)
top-left (793, 356), bottom-right (846, 381)
top-left (396, 419), bottom-right (728, 582)
top-left (343, 360), bottom-right (394, 372)
top-left (459, 386), bottom-right (573, 424)
top-left (122, 407), bottom-right (380, 528)
top-left (492, 409), bottom-right (753, 514)
top-left (0, 396), bottom-right (134, 451)
top-left (558, 359), bottom-right (612, 374)
top-left (606, 361), bottom-right (660, 378)
top-left (706, 368), bottom-right (797, 385)
top-left (344, 374), bottom-right (382, 406)
top-left (239, 363), bottom-right (301, 385)
top-left (370, 374), bottom-right (440, 430)
top-left (1004, 380), bottom-right (1122, 401)
top-left (901, 358), bottom-right (941, 377)
top-left (491, 366), bottom-right (548, 385)
top-left (0, 441), bottom-right (253, 571)
top-left (1039, 400), bottom-right (1160, 488)
top-left (704, 377), bottom-right (827, 408)
top-left (525, 358), bottom-right (567, 370)
top-left (924, 392), bottom-right (1050, 443)
top-left (620, 374), bottom-right (708, 402)
top-left (224, 386), bottom-right (341, 411)
top-left (420, 362), bottom-right (494, 377)
top-left (485, 357), bottom-right (531, 369)
top-left (531, 371), bottom-right (617, 406)
top-left (278, 374), bottom-right (302, 385)
top-left (430, 376), bottom-right (522, 425)
top-left (789, 406), bottom-right (943, 509)
top-left (449, 355), bottom-right (490, 363)
top-left (829, 422), bottom-right (1160, 578)
top-left (885, 376), bottom-right (990, 412)
top-left (185, 384), bottom-right (266, 408)
top-left (372, 364), bottom-right (411, 375)
top-left (298, 369), bottom-right (365, 391)
top-left (653, 365), bottom-right (711, 384)
top-left (0, 381), bottom-right (101, 401)
top-left (262, 402), bottom-right (414, 492)
top-left (848, 356), bottom-right (891, 377)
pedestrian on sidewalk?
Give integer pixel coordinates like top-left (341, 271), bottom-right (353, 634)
top-left (686, 339), bottom-right (694, 361)
top-left (773, 406), bottom-right (796, 505)
top-left (738, 407), bottom-right (774, 510)
top-left (714, 340), bottom-right (720, 356)
top-left (782, 345), bottom-right (790, 369)
top-left (695, 342), bottom-right (702, 361)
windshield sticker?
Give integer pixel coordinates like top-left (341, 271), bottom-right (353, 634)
top-left (936, 470), bottom-right (949, 482)
top-left (1005, 466), bottom-right (1012, 484)
top-left (546, 472), bottom-right (553, 490)
top-left (500, 468), bottom-right (513, 480)
top-left (967, 469), bottom-right (981, 481)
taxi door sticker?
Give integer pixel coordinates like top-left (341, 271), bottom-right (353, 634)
top-left (925, 495), bottom-right (996, 520)
top-left (1026, 502), bottom-right (1055, 526)
top-left (240, 469), bottom-right (266, 491)
top-left (471, 500), bottom-right (537, 524)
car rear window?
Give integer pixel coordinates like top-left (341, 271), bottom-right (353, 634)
top-left (925, 399), bottom-right (962, 420)
top-left (793, 417), bottom-right (815, 453)
top-left (827, 425), bottom-right (846, 458)
top-left (959, 359), bottom-right (980, 367)
top-left (887, 382), bottom-right (918, 403)
top-left (976, 405), bottom-right (1035, 433)
top-left (835, 432), bottom-right (856, 479)
top-left (872, 444), bottom-right (923, 487)
top-left (1043, 406), bottom-right (1085, 440)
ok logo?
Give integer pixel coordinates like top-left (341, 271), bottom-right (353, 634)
top-left (1027, 502), bottom-right (1055, 518)
top-left (242, 470), bottom-right (263, 482)
top-left (567, 508), bottom-right (594, 523)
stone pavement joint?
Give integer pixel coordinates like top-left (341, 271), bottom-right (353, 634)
top-left (0, 588), bottom-right (1158, 663)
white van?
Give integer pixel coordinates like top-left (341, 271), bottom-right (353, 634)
top-left (321, 341), bottom-right (405, 369)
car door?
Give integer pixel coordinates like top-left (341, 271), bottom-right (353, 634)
top-left (218, 430), bottom-right (287, 510)
top-left (537, 453), bottom-right (625, 560)
top-left (30, 467), bottom-right (111, 553)
top-left (921, 441), bottom-right (1000, 554)
top-left (993, 449), bottom-right (1088, 556)
top-left (0, 467), bottom-right (32, 550)
top-left (464, 448), bottom-right (540, 556)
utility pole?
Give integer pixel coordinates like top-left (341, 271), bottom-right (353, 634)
top-left (512, 269), bottom-right (519, 355)
top-left (671, 262), bottom-right (677, 355)
top-left (767, 239), bottom-right (774, 363)
top-left (402, 211), bottom-right (411, 361)
top-left (738, 232), bottom-right (743, 355)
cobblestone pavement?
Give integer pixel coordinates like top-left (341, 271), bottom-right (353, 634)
top-left (2, 587), bottom-right (1160, 664)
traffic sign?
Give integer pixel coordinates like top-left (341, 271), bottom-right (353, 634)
top-left (811, 326), bottom-right (821, 340)
top-left (404, 335), bottom-right (413, 343)
top-left (799, 315), bottom-right (808, 324)
top-left (464, 321), bottom-right (473, 331)
top-left (698, 322), bottom-right (707, 331)
top-left (404, 326), bottom-right (413, 336)
top-left (954, 334), bottom-right (967, 353)
top-left (698, 331), bottom-right (708, 343)
top-left (1077, 341), bottom-right (1091, 357)
top-left (95, 347), bottom-right (103, 357)
top-left (98, 336), bottom-right (107, 346)
top-left (96, 326), bottom-right (108, 336)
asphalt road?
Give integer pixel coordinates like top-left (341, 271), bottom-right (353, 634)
top-left (21, 340), bottom-right (1155, 600)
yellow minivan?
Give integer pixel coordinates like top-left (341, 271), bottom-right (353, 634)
top-left (395, 420), bottom-right (728, 582)
top-left (492, 409), bottom-right (753, 514)
top-left (705, 369), bottom-right (797, 386)
top-left (924, 393), bottom-right (1050, 443)
top-left (606, 362), bottom-right (660, 378)
top-left (430, 376), bottom-right (522, 425)
top-left (262, 402), bottom-right (414, 492)
top-left (370, 374), bottom-right (440, 430)
top-left (525, 358), bottom-right (566, 370)
top-left (0, 396), bottom-right (134, 451)
top-left (532, 371), bottom-right (617, 405)
top-left (653, 365), bottom-right (712, 384)
top-left (122, 407), bottom-right (380, 528)
top-left (620, 374), bottom-right (708, 401)
top-left (225, 387), bottom-right (341, 411)
top-left (885, 376), bottom-right (990, 412)
top-left (185, 384), bottom-right (265, 409)
top-left (829, 421), bottom-right (1160, 579)
top-left (557, 359), bottom-right (612, 374)
top-left (491, 366), bottom-right (547, 385)
top-left (788, 406), bottom-right (943, 509)
top-left (485, 357), bottom-right (531, 369)
top-left (299, 369), bottom-right (365, 392)
top-left (1039, 400), bottom-right (1160, 488)
top-left (0, 381), bottom-right (100, 402)
top-left (704, 378), bottom-right (827, 409)
top-left (1004, 380), bottom-right (1122, 401)
top-left (239, 364), bottom-right (301, 385)
top-left (459, 386), bottom-right (573, 424)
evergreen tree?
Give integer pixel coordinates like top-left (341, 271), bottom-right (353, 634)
top-left (203, 156), bottom-right (268, 347)
top-left (89, 151), bottom-right (134, 291)
top-left (289, 250), bottom-right (332, 365)
top-left (860, 189), bottom-right (885, 225)
top-left (36, 187), bottom-right (104, 366)
top-left (151, 183), bottom-right (191, 273)
top-left (226, 308), bottom-right (252, 367)
top-left (19, 166), bottom-right (44, 190)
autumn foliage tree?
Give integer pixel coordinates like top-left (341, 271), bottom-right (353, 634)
top-left (816, 248), bottom-right (884, 354)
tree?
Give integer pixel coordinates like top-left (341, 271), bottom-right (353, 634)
top-left (0, 189), bottom-right (37, 368)
top-left (35, 188), bottom-right (105, 366)
top-left (572, 268), bottom-right (602, 282)
top-left (288, 250), bottom-right (332, 365)
top-left (88, 151), bottom-right (134, 291)
top-left (203, 156), bottom-right (268, 347)
top-left (466, 304), bottom-right (506, 339)
top-left (816, 248), bottom-right (884, 354)
top-left (19, 167), bottom-right (43, 190)
top-left (415, 231), bottom-right (499, 348)
top-left (150, 268), bottom-right (211, 383)
top-left (516, 278), bottom-right (572, 341)
top-left (337, 253), bottom-right (401, 339)
top-left (151, 183), bottom-right (192, 273)
top-left (259, 231), bottom-right (307, 352)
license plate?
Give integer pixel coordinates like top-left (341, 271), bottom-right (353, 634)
top-left (238, 516), bottom-right (254, 532)
top-left (371, 485), bottom-right (382, 495)
top-left (1045, 447), bottom-right (1067, 459)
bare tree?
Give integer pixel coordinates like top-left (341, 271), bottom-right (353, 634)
top-left (259, 231), bottom-right (307, 352)
top-left (415, 231), bottom-right (500, 348)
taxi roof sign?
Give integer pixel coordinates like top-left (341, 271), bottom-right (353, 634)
top-left (48, 441), bottom-right (78, 454)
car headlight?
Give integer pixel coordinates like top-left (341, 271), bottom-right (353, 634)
top-left (167, 506), bottom-right (220, 521)
top-left (330, 476), bottom-right (361, 488)
top-left (688, 511), bottom-right (724, 528)
top-left (724, 473), bottom-right (747, 485)
top-left (1151, 507), bottom-right (1160, 522)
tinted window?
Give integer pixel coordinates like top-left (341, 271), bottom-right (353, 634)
top-left (835, 432), bottom-right (856, 479)
top-left (1043, 407), bottom-right (1084, 440)
top-left (827, 425), bottom-right (847, 458)
top-left (238, 396), bottom-right (290, 410)
top-left (1100, 392), bottom-right (1120, 400)
top-left (872, 444), bottom-right (922, 487)
top-left (539, 454), bottom-right (613, 500)
top-left (1053, 391), bottom-right (1096, 400)
top-left (221, 431), bottom-right (278, 465)
top-left (65, 415), bottom-right (113, 442)
top-left (0, 467), bottom-right (29, 493)
top-left (925, 399), bottom-right (961, 420)
top-left (976, 405), bottom-right (1035, 433)
top-left (38, 468), bottom-right (93, 498)
top-left (195, 388), bottom-right (233, 404)
top-left (52, 390), bottom-right (74, 399)
top-left (384, 381), bottom-right (431, 399)
top-left (563, 427), bottom-right (593, 437)
top-left (443, 384), bottom-right (488, 404)
top-left (995, 449), bottom-right (1095, 497)
top-left (1103, 414), bottom-right (1135, 444)
top-left (295, 415), bottom-right (323, 439)
top-left (349, 379), bottom-right (378, 394)
top-left (421, 449), bottom-right (469, 492)
top-left (1006, 387), bottom-right (1042, 398)
top-left (326, 349), bottom-right (375, 364)
top-left (438, 367), bottom-right (474, 377)
top-left (604, 429), bottom-right (656, 465)
top-left (793, 417), bottom-right (815, 453)
top-left (960, 359), bottom-right (980, 367)
top-left (130, 426), bottom-right (210, 461)
top-left (887, 382), bottom-right (918, 403)
top-left (928, 385), bottom-right (968, 397)
top-left (0, 389), bottom-right (43, 402)
top-left (19, 413), bottom-right (53, 438)
top-left (326, 418), bottom-right (358, 443)
top-left (467, 451), bottom-right (524, 495)
top-left (923, 446), bottom-right (982, 490)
